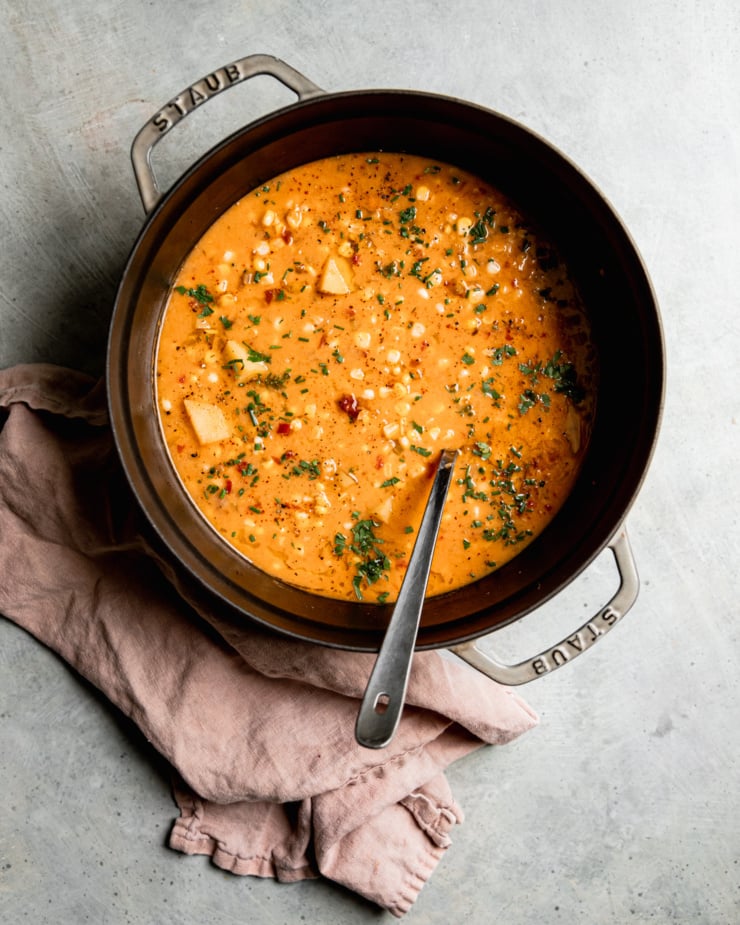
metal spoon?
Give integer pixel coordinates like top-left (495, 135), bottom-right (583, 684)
top-left (355, 448), bottom-right (459, 749)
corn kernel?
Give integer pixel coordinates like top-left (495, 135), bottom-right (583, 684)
top-left (286, 208), bottom-right (303, 230)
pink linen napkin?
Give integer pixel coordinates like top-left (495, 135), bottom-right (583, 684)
top-left (0, 363), bottom-right (538, 916)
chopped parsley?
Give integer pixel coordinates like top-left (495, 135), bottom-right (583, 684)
top-left (334, 517), bottom-right (391, 601)
top-left (175, 284), bottom-right (214, 306)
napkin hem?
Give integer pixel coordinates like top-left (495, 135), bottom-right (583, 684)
top-left (170, 791), bottom-right (319, 883)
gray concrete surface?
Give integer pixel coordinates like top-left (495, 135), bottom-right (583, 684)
top-left (1, 1), bottom-right (739, 922)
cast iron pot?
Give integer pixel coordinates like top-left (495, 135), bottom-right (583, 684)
top-left (107, 54), bottom-right (664, 685)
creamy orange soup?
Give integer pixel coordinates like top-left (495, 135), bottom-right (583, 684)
top-left (156, 152), bottom-right (596, 603)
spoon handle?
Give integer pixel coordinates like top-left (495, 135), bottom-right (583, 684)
top-left (355, 448), bottom-right (459, 749)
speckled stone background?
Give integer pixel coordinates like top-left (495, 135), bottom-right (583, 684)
top-left (1, 1), bottom-right (739, 922)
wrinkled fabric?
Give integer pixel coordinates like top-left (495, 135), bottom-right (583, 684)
top-left (0, 363), bottom-right (538, 916)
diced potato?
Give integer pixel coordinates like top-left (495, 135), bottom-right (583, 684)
top-left (318, 256), bottom-right (352, 295)
top-left (184, 399), bottom-right (231, 445)
top-left (222, 339), bottom-right (270, 376)
top-left (372, 495), bottom-right (394, 524)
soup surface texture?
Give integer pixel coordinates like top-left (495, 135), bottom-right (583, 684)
top-left (156, 152), bottom-right (596, 603)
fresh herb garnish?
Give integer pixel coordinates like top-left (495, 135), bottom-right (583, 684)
top-left (175, 284), bottom-right (214, 306)
top-left (335, 517), bottom-right (390, 601)
top-left (399, 205), bottom-right (417, 225)
top-left (244, 345), bottom-right (272, 364)
top-left (468, 206), bottom-right (496, 245)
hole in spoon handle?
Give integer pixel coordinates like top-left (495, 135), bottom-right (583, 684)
top-left (373, 693), bottom-right (390, 714)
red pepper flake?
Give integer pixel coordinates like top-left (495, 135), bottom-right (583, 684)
top-left (375, 455), bottom-right (385, 470)
top-left (264, 287), bottom-right (286, 303)
top-left (338, 393), bottom-right (360, 421)
top-left (176, 444), bottom-right (185, 453)
top-left (277, 421), bottom-right (291, 435)
top-left (178, 375), bottom-right (186, 384)
top-left (224, 479), bottom-right (232, 494)
top-left (352, 253), bottom-right (361, 266)
top-left (282, 229), bottom-right (293, 245)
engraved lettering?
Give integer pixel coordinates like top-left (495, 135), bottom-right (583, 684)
top-left (169, 97), bottom-right (187, 117)
top-left (567, 632), bottom-right (584, 652)
top-left (152, 113), bottom-right (170, 133)
top-left (224, 63), bottom-right (242, 84)
top-left (551, 647), bottom-right (568, 667)
top-left (204, 72), bottom-right (222, 92)
top-left (585, 621), bottom-right (603, 641)
top-left (189, 86), bottom-right (206, 106)
top-left (532, 657), bottom-right (549, 675)
top-left (600, 605), bottom-right (619, 626)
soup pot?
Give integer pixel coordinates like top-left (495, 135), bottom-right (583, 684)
top-left (107, 54), bottom-right (664, 685)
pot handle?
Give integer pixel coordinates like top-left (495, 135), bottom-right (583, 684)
top-left (131, 54), bottom-right (324, 213)
top-left (449, 527), bottom-right (639, 685)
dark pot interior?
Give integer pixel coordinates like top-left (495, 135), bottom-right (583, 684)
top-left (108, 89), bottom-right (664, 650)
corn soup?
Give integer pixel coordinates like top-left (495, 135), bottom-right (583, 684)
top-left (156, 152), bottom-right (596, 603)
